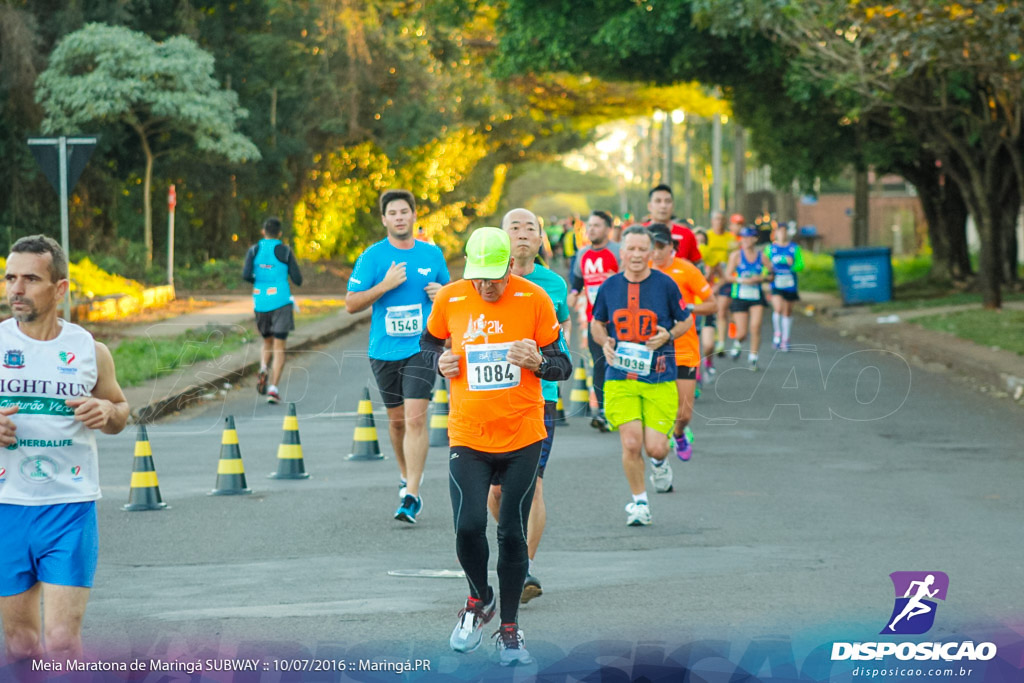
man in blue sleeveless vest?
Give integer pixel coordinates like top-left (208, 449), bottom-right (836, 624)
top-left (0, 235), bottom-right (130, 667)
top-left (243, 217), bottom-right (304, 404)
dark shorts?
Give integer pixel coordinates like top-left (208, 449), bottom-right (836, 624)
top-left (255, 303), bottom-right (295, 340)
top-left (731, 296), bottom-right (767, 313)
top-left (717, 283), bottom-right (732, 298)
top-left (771, 288), bottom-right (801, 302)
top-left (675, 365), bottom-right (698, 381)
top-left (698, 313), bottom-right (717, 330)
top-left (370, 352), bottom-right (436, 409)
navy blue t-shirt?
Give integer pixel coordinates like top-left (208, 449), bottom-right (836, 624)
top-left (591, 270), bottom-right (688, 383)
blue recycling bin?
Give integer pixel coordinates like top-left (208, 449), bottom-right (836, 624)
top-left (833, 247), bottom-right (893, 304)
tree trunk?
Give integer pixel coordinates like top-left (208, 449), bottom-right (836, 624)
top-left (135, 124), bottom-right (154, 265)
top-left (915, 178), bottom-right (951, 280)
top-left (942, 181), bottom-right (971, 280)
top-left (853, 164), bottom-right (870, 247)
top-left (999, 182), bottom-right (1020, 287)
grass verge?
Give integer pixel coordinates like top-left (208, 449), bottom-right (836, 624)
top-left (913, 309), bottom-right (1024, 356)
top-left (112, 326), bottom-right (254, 387)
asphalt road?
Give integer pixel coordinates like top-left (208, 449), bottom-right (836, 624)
top-left (74, 314), bottom-right (1023, 678)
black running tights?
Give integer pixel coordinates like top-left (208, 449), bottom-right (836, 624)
top-left (449, 440), bottom-right (541, 624)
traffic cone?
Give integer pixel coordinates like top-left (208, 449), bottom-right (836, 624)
top-left (429, 378), bottom-right (450, 447)
top-left (211, 416), bottom-right (252, 495)
top-left (348, 387), bottom-right (383, 460)
top-left (269, 403), bottom-right (310, 479)
top-left (123, 425), bottom-right (168, 511)
top-left (567, 364), bottom-right (590, 417)
top-left (554, 385), bottom-right (568, 426)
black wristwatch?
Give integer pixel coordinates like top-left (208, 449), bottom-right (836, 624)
top-left (534, 357), bottom-right (549, 378)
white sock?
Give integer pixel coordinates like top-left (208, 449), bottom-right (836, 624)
top-left (748, 353), bottom-right (758, 362)
top-left (772, 312), bottom-right (781, 336)
top-left (652, 457), bottom-right (666, 468)
top-left (268, 384), bottom-right (278, 393)
top-left (782, 316), bottom-right (793, 341)
top-left (633, 492), bottom-right (649, 505)
top-left (528, 558), bottom-right (535, 574)
top-left (260, 364), bottom-right (268, 372)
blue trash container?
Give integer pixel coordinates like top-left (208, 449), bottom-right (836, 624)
top-left (833, 247), bottom-right (893, 304)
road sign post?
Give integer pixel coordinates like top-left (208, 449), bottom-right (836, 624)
top-left (27, 135), bottom-right (98, 320)
top-left (168, 184), bottom-right (176, 287)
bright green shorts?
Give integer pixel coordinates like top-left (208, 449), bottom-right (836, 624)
top-left (603, 379), bottom-right (678, 435)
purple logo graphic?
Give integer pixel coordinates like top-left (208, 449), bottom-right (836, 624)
top-left (881, 571), bottom-right (949, 635)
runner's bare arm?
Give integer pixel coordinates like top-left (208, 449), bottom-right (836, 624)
top-left (65, 341), bottom-right (129, 435)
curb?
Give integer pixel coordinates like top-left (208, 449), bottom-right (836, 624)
top-left (807, 292), bottom-right (1024, 404)
top-left (131, 310), bottom-right (371, 424)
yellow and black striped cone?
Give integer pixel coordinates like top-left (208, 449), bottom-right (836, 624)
top-left (429, 378), bottom-right (450, 447)
top-left (348, 387), bottom-right (383, 460)
top-left (269, 403), bottom-right (309, 479)
top-left (554, 385), bottom-right (569, 426)
top-left (123, 425), bottom-right (168, 511)
top-left (567, 364), bottom-right (590, 417)
top-left (211, 416), bottom-right (252, 495)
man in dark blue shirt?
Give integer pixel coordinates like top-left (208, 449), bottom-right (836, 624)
top-left (590, 226), bottom-right (692, 527)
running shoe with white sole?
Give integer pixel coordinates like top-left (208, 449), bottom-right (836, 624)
top-left (649, 461), bottom-right (673, 493)
top-left (394, 494), bottom-right (422, 523)
top-left (256, 369), bottom-right (268, 395)
top-left (521, 575), bottom-right (542, 604)
top-left (714, 340), bottom-right (725, 357)
top-left (450, 592), bottom-right (496, 653)
top-left (494, 624), bottom-right (533, 666)
top-left (625, 501), bottom-right (652, 526)
top-left (266, 388), bottom-right (281, 404)
top-left (772, 334), bottom-right (781, 349)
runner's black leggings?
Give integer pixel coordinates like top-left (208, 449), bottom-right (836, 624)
top-left (449, 440), bottom-right (542, 624)
top-left (587, 335), bottom-right (608, 410)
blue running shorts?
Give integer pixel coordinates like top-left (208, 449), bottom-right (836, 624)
top-left (0, 502), bottom-right (99, 596)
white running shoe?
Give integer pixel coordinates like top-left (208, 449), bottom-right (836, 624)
top-left (494, 624), bottom-right (533, 666)
top-left (449, 592), bottom-right (496, 653)
top-left (625, 501), bottom-right (652, 526)
top-left (649, 461), bottom-right (674, 493)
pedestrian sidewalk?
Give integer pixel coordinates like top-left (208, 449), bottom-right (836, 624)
top-left (121, 298), bottom-right (370, 423)
top-left (803, 291), bottom-right (1024, 404)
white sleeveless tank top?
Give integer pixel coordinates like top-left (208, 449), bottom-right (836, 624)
top-left (0, 318), bottom-right (100, 505)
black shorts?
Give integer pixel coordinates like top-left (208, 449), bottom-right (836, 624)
top-left (255, 304), bottom-right (295, 340)
top-left (676, 365), bottom-right (698, 381)
top-left (730, 297), bottom-right (767, 313)
top-left (701, 313), bottom-right (717, 329)
top-left (717, 283), bottom-right (732, 298)
top-left (370, 352), bottom-right (436, 409)
top-left (771, 288), bottom-right (801, 302)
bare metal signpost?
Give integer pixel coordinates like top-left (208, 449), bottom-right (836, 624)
top-left (27, 135), bottom-right (98, 320)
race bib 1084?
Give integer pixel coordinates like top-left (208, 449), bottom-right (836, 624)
top-left (466, 342), bottom-right (521, 391)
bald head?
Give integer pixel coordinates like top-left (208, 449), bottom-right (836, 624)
top-left (502, 208), bottom-right (538, 230)
top-left (502, 208), bottom-right (542, 265)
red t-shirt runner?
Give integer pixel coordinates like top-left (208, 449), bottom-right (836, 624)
top-left (571, 242), bottom-right (620, 321)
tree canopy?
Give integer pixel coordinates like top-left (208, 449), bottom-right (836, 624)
top-left (36, 22), bottom-right (260, 264)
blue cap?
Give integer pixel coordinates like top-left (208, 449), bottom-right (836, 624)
top-left (740, 227), bottom-right (758, 237)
